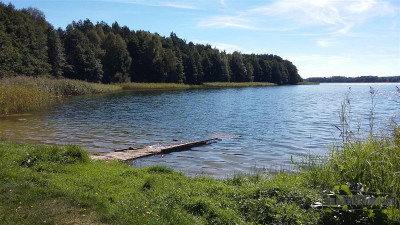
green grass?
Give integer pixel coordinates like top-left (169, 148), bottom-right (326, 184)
top-left (301, 131), bottom-right (400, 223)
top-left (1, 127), bottom-right (399, 224)
top-left (304, 135), bottom-right (400, 196)
top-left (0, 76), bottom-right (121, 116)
top-left (0, 141), bottom-right (323, 224)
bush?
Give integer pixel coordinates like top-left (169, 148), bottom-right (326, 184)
top-left (20, 145), bottom-right (89, 172)
top-left (147, 165), bottom-right (173, 174)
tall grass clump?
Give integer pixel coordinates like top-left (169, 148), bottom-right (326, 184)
top-left (302, 128), bottom-right (400, 223)
top-left (306, 87), bottom-right (400, 195)
top-left (1, 76), bottom-right (121, 96)
top-left (305, 133), bottom-right (400, 195)
top-left (0, 76), bottom-right (121, 116)
top-left (300, 87), bottom-right (400, 223)
top-left (0, 83), bottom-right (49, 115)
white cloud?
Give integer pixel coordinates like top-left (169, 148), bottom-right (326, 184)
top-left (345, 0), bottom-right (375, 13)
top-left (334, 22), bottom-right (355, 35)
top-left (316, 39), bottom-right (336, 47)
top-left (161, 2), bottom-right (198, 10)
top-left (250, 1), bottom-right (342, 26)
top-left (198, 16), bottom-right (259, 30)
top-left (246, 0), bottom-right (398, 34)
top-left (193, 40), bottom-right (242, 53)
top-left (212, 42), bottom-right (242, 53)
top-left (196, 0), bottom-right (398, 35)
top-left (98, 0), bottom-right (199, 10)
top-left (220, 0), bottom-right (226, 7)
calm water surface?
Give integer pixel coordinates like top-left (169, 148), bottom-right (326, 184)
top-left (1, 83), bottom-right (399, 177)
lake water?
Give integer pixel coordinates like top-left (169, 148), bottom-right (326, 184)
top-left (1, 83), bottom-right (399, 178)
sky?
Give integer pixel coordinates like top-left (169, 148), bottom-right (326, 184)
top-left (7, 0), bottom-right (400, 78)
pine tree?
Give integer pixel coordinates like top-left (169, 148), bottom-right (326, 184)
top-left (101, 33), bottom-right (131, 83)
top-left (47, 26), bottom-right (66, 77)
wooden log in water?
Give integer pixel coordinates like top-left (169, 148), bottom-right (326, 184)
top-left (90, 138), bottom-right (220, 161)
top-left (114, 146), bottom-right (144, 152)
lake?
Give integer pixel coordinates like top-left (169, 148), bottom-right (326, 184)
top-left (1, 83), bottom-right (399, 178)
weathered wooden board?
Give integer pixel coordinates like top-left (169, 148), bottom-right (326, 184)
top-left (90, 138), bottom-right (220, 161)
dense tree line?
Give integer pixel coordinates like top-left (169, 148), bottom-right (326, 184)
top-left (305, 76), bottom-right (400, 83)
top-left (0, 3), bottom-right (303, 84)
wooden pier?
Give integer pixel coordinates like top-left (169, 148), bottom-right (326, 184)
top-left (90, 138), bottom-right (220, 161)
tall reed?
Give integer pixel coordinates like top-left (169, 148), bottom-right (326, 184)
top-left (299, 87), bottom-right (400, 222)
top-left (121, 82), bottom-right (195, 90)
top-left (0, 76), bottom-right (121, 116)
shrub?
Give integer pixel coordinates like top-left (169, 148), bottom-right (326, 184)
top-left (20, 145), bottom-right (89, 172)
top-left (147, 165), bottom-right (173, 174)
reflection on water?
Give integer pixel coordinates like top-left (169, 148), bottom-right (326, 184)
top-left (1, 83), bottom-right (399, 178)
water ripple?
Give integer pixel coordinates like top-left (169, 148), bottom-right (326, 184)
top-left (1, 83), bottom-right (399, 177)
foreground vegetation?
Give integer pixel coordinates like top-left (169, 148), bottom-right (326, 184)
top-left (0, 124), bottom-right (399, 224)
top-left (0, 142), bottom-right (321, 224)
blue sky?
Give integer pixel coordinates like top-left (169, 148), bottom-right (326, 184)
top-left (8, 0), bottom-right (400, 78)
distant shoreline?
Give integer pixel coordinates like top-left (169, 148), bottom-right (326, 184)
top-left (305, 75), bottom-right (400, 83)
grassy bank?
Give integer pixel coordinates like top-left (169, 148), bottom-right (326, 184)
top-left (202, 82), bottom-right (276, 87)
top-left (0, 76), bottom-right (121, 116)
top-left (1, 126), bottom-right (399, 224)
top-left (297, 82), bottom-right (320, 85)
top-left (0, 142), bottom-right (323, 224)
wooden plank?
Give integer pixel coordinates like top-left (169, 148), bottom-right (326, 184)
top-left (90, 138), bottom-right (220, 161)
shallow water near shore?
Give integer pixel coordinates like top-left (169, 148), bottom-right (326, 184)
top-left (1, 83), bottom-right (399, 177)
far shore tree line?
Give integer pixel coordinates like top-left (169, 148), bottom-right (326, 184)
top-left (0, 3), bottom-right (303, 85)
top-left (305, 76), bottom-right (400, 83)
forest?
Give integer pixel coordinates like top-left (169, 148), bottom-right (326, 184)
top-left (305, 76), bottom-right (400, 83)
top-left (0, 2), bottom-right (302, 85)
